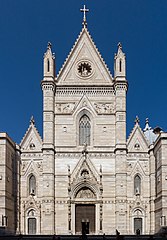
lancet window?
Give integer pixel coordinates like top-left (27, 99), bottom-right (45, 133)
top-left (79, 115), bottom-right (91, 145)
top-left (119, 59), bottom-right (122, 72)
top-left (47, 59), bottom-right (50, 72)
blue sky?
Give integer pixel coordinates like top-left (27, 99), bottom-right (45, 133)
top-left (0, 0), bottom-right (167, 144)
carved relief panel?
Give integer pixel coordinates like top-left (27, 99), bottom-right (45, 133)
top-left (55, 103), bottom-right (76, 114)
top-left (93, 102), bottom-right (115, 114)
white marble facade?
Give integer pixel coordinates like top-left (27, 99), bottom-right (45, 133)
top-left (0, 25), bottom-right (167, 236)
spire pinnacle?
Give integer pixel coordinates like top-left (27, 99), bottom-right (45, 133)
top-left (118, 42), bottom-right (122, 50)
top-left (80, 4), bottom-right (89, 27)
top-left (47, 42), bottom-right (52, 50)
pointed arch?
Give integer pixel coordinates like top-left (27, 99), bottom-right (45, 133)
top-left (132, 208), bottom-right (145, 234)
top-left (47, 59), bottom-right (50, 72)
top-left (72, 182), bottom-right (98, 200)
top-left (29, 174), bottom-right (36, 195)
top-left (134, 174), bottom-right (141, 195)
top-left (119, 59), bottom-right (122, 72)
top-left (27, 209), bottom-right (37, 235)
top-left (79, 114), bottom-right (91, 145)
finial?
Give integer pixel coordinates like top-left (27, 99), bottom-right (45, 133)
top-left (30, 116), bottom-right (35, 125)
top-left (80, 4), bottom-right (89, 27)
top-left (118, 42), bottom-right (122, 49)
top-left (144, 117), bottom-right (151, 131)
top-left (47, 42), bottom-right (52, 50)
top-left (135, 116), bottom-right (140, 124)
top-left (145, 118), bottom-right (149, 124)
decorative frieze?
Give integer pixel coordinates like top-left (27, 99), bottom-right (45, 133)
top-left (55, 103), bottom-right (75, 114)
top-left (103, 200), bottom-right (115, 204)
top-left (56, 87), bottom-right (115, 97)
top-left (127, 153), bottom-right (149, 158)
top-left (93, 102), bottom-right (115, 114)
top-left (55, 152), bottom-right (114, 158)
top-left (55, 200), bottom-right (68, 204)
top-left (22, 153), bottom-right (42, 157)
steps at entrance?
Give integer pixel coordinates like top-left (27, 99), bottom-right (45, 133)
top-left (0, 235), bottom-right (163, 240)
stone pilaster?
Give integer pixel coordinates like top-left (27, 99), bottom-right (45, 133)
top-left (114, 43), bottom-right (128, 234)
top-left (148, 145), bottom-right (156, 234)
top-left (41, 42), bottom-right (56, 234)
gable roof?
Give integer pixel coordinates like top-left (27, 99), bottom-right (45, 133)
top-left (56, 26), bottom-right (113, 86)
top-left (127, 118), bottom-right (149, 152)
top-left (20, 117), bottom-right (42, 151)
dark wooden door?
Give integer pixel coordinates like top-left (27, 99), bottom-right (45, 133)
top-left (75, 204), bottom-right (95, 234)
top-left (134, 218), bottom-right (142, 234)
top-left (28, 218), bottom-right (36, 234)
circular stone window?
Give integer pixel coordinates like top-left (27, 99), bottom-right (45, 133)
top-left (77, 60), bottom-right (93, 78)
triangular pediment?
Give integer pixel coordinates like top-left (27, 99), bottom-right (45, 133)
top-left (22, 160), bottom-right (40, 177)
top-left (127, 123), bottom-right (149, 153)
top-left (20, 118), bottom-right (42, 151)
top-left (130, 161), bottom-right (146, 177)
top-left (71, 155), bottom-right (99, 185)
top-left (73, 95), bottom-right (97, 117)
top-left (57, 27), bottom-right (113, 86)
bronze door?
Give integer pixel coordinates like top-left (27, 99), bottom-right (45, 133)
top-left (75, 204), bottom-right (95, 234)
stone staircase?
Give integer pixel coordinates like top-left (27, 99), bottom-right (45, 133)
top-left (0, 235), bottom-right (163, 240)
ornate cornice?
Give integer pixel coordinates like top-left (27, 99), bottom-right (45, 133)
top-left (55, 152), bottom-right (114, 158)
top-left (55, 86), bottom-right (115, 97)
top-left (41, 80), bottom-right (55, 91)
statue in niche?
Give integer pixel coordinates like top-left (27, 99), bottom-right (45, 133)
top-left (81, 169), bottom-right (89, 178)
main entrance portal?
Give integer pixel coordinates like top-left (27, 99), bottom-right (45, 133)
top-left (75, 204), bottom-right (95, 234)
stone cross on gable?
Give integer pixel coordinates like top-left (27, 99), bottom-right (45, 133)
top-left (135, 116), bottom-right (140, 124)
top-left (80, 4), bottom-right (89, 26)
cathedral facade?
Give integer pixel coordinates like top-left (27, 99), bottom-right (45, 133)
top-left (0, 21), bottom-right (167, 236)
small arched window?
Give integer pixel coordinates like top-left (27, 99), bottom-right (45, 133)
top-left (134, 174), bottom-right (141, 195)
top-left (47, 59), bottom-right (50, 72)
top-left (79, 115), bottom-right (91, 146)
top-left (119, 59), bottom-right (122, 72)
top-left (29, 175), bottom-right (36, 195)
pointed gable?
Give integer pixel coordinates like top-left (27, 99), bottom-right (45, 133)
top-left (73, 95), bottom-right (97, 117)
top-left (57, 26), bottom-right (113, 86)
top-left (71, 154), bottom-right (99, 184)
top-left (127, 117), bottom-right (149, 153)
top-left (20, 117), bottom-right (42, 151)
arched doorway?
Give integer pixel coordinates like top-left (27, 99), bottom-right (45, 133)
top-left (132, 209), bottom-right (144, 234)
top-left (27, 209), bottom-right (37, 235)
top-left (75, 187), bottom-right (96, 234)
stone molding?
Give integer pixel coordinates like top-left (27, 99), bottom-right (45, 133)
top-left (55, 152), bottom-right (114, 158)
top-left (55, 86), bottom-right (115, 97)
